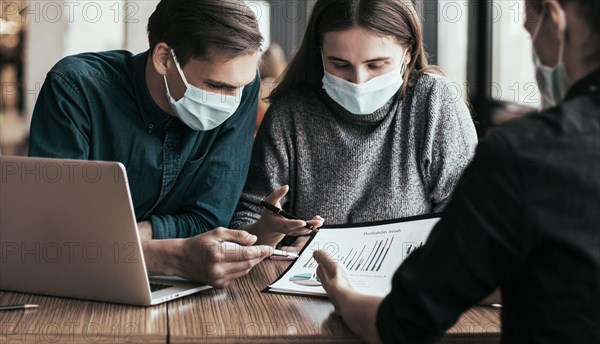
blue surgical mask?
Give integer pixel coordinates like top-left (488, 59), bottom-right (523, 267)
top-left (531, 11), bottom-right (570, 109)
top-left (321, 48), bottom-right (408, 115)
top-left (164, 49), bottom-right (243, 131)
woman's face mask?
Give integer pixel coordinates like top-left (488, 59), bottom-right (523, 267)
top-left (531, 9), bottom-right (570, 109)
top-left (321, 47), bottom-right (409, 115)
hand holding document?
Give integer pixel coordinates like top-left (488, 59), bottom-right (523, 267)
top-left (267, 215), bottom-right (440, 297)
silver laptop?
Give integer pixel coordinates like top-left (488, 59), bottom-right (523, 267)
top-left (0, 155), bottom-right (211, 305)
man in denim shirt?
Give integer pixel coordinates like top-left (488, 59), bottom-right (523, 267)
top-left (28, 0), bottom-right (273, 287)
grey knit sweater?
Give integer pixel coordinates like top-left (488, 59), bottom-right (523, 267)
top-left (230, 73), bottom-right (478, 228)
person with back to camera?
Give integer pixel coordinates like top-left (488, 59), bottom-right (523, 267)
top-left (313, 0), bottom-right (600, 343)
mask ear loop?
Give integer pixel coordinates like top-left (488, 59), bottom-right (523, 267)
top-left (320, 47), bottom-right (329, 76)
top-left (531, 8), bottom-right (567, 70)
top-left (164, 49), bottom-right (191, 101)
top-left (163, 75), bottom-right (173, 99)
top-left (170, 49), bottom-right (191, 88)
top-left (532, 10), bottom-right (545, 42)
top-left (399, 48), bottom-right (409, 76)
top-left (556, 9), bottom-right (566, 67)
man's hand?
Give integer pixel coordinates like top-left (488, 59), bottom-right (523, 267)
top-left (140, 223), bottom-right (273, 288)
top-left (314, 250), bottom-right (383, 344)
top-left (175, 228), bottom-right (273, 287)
top-left (248, 185), bottom-right (324, 246)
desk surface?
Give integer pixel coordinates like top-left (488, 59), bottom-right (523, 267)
top-left (0, 292), bottom-right (167, 343)
top-left (0, 260), bottom-right (500, 343)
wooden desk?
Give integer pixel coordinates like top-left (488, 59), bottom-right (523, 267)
top-left (168, 260), bottom-right (501, 343)
top-left (0, 292), bottom-right (167, 343)
top-left (0, 261), bottom-right (500, 343)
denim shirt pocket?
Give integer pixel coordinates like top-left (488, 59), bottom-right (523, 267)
top-left (181, 153), bottom-right (208, 176)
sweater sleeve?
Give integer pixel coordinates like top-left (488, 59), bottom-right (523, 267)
top-left (420, 76), bottom-right (478, 212)
top-left (229, 100), bottom-right (292, 228)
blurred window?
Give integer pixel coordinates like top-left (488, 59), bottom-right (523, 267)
top-left (491, 0), bottom-right (540, 108)
top-left (436, 1), bottom-right (470, 104)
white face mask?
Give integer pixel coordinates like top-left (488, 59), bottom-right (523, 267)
top-left (531, 10), bottom-right (570, 109)
top-left (164, 49), bottom-right (243, 131)
top-left (321, 48), bottom-right (408, 115)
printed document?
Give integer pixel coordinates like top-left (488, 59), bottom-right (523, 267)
top-left (267, 215), bottom-right (440, 297)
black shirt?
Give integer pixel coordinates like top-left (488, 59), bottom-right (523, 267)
top-left (376, 69), bottom-right (600, 343)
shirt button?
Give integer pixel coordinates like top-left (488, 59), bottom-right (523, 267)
top-left (590, 85), bottom-right (598, 92)
top-left (149, 124), bottom-right (154, 129)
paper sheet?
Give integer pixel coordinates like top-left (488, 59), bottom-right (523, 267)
top-left (268, 216), bottom-right (440, 297)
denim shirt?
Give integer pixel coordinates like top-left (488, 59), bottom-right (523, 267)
top-left (29, 50), bottom-right (258, 239)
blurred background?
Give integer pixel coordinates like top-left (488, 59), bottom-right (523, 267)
top-left (1, 0), bottom-right (539, 155)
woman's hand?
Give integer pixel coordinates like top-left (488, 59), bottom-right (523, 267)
top-left (314, 250), bottom-right (383, 344)
top-left (250, 185), bottom-right (324, 246)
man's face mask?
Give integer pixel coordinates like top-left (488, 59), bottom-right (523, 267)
top-left (531, 8), bottom-right (570, 109)
top-left (164, 49), bottom-right (243, 131)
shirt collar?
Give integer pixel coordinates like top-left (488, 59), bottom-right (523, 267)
top-left (133, 50), bottom-right (172, 130)
top-left (564, 68), bottom-right (600, 102)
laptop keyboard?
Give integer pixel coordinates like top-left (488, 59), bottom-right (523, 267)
top-left (150, 283), bottom-right (173, 292)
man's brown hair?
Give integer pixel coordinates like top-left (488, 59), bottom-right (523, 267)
top-left (147, 0), bottom-right (263, 66)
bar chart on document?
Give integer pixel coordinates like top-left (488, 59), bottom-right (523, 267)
top-left (268, 216), bottom-right (440, 297)
top-left (302, 234), bottom-right (400, 272)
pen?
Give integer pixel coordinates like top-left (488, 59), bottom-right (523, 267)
top-left (0, 304), bottom-right (39, 311)
top-left (222, 242), bottom-right (299, 259)
top-left (259, 201), bottom-right (320, 233)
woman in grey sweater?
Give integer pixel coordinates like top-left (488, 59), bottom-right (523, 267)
top-left (230, 0), bottom-right (477, 251)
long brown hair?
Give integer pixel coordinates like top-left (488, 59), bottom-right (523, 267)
top-left (269, 0), bottom-right (441, 103)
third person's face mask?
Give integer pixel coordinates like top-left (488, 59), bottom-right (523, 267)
top-left (321, 48), bottom-right (408, 115)
top-left (164, 49), bottom-right (243, 131)
top-left (531, 9), bottom-right (570, 109)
